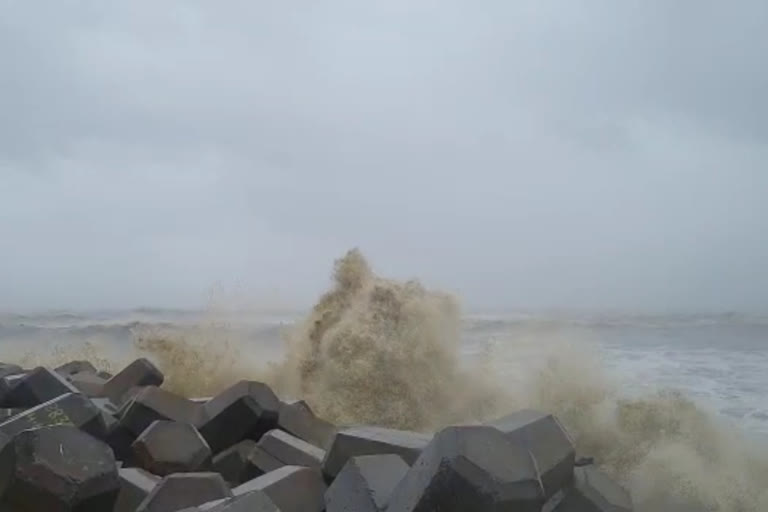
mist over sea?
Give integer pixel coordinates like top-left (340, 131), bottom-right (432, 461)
top-left (2, 307), bottom-right (766, 437)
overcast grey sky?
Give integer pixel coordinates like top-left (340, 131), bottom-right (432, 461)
top-left (1, 1), bottom-right (766, 312)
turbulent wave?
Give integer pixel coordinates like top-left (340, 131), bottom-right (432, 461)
top-left (3, 249), bottom-right (768, 510)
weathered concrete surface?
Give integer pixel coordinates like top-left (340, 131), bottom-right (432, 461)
top-left (118, 386), bottom-right (202, 438)
top-left (195, 490), bottom-right (281, 512)
top-left (2, 425), bottom-right (119, 511)
top-left (245, 446), bottom-right (284, 477)
top-left (103, 359), bottom-right (164, 406)
top-left (0, 392), bottom-right (107, 440)
top-left (67, 372), bottom-right (108, 397)
top-left (488, 409), bottom-right (576, 498)
top-left (0, 409), bottom-right (25, 421)
top-left (132, 420), bottom-right (212, 476)
top-left (0, 364), bottom-right (23, 380)
top-left (257, 429), bottom-right (325, 468)
top-left (325, 454), bottom-right (409, 512)
top-left (212, 440), bottom-right (258, 485)
top-left (277, 400), bottom-right (337, 450)
top-left (553, 466), bottom-right (633, 512)
top-left (137, 472), bottom-right (233, 512)
top-left (235, 465), bottom-right (326, 512)
top-left (322, 426), bottom-right (431, 479)
top-left (114, 467), bottom-right (161, 512)
top-left (55, 360), bottom-right (98, 377)
top-left (198, 381), bottom-right (279, 454)
top-left (2, 367), bottom-right (79, 408)
top-left (386, 425), bottom-right (546, 512)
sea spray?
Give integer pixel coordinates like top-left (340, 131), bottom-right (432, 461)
top-left (5, 249), bottom-right (768, 510)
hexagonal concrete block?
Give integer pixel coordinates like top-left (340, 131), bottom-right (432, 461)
top-left (2, 366), bottom-right (80, 408)
top-left (235, 466), bottom-right (326, 512)
top-left (132, 420), bottom-right (212, 476)
top-left (137, 472), bottom-right (232, 512)
top-left (0, 392), bottom-right (108, 440)
top-left (197, 381), bottom-right (280, 454)
top-left (386, 425), bottom-right (546, 512)
top-left (488, 409), bottom-right (576, 498)
top-left (212, 439), bottom-right (259, 485)
top-left (553, 466), bottom-right (632, 512)
top-left (114, 467), bottom-right (161, 512)
top-left (103, 359), bottom-right (164, 406)
top-left (257, 429), bottom-right (325, 468)
top-left (322, 426), bottom-right (431, 479)
top-left (325, 454), bottom-right (409, 512)
top-left (1, 425), bottom-right (120, 511)
top-left (118, 386), bottom-right (202, 438)
top-left (278, 400), bottom-right (337, 450)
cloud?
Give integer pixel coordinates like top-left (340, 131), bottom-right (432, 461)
top-left (1, 1), bottom-right (766, 311)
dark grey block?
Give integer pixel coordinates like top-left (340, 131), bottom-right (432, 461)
top-left (488, 409), bottom-right (576, 498)
top-left (203, 490), bottom-right (281, 512)
top-left (325, 454), bottom-right (409, 512)
top-left (0, 392), bottom-right (107, 440)
top-left (197, 381), bottom-right (279, 454)
top-left (1, 425), bottom-right (119, 511)
top-left (2, 366), bottom-right (79, 408)
top-left (104, 359), bottom-right (164, 406)
top-left (212, 440), bottom-right (258, 485)
top-left (553, 466), bottom-right (633, 512)
top-left (322, 426), bottom-right (431, 479)
top-left (258, 429), bottom-right (325, 468)
top-left (132, 420), bottom-right (212, 476)
top-left (137, 472), bottom-right (233, 512)
top-left (278, 400), bottom-right (337, 450)
top-left (55, 360), bottom-right (98, 377)
top-left (118, 386), bottom-right (202, 437)
top-left (235, 465), bottom-right (326, 512)
top-left (386, 425), bottom-right (546, 512)
top-left (114, 467), bottom-right (161, 512)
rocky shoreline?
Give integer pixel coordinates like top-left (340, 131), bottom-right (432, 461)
top-left (0, 358), bottom-right (632, 511)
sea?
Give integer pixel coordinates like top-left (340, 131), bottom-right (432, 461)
top-left (1, 307), bottom-right (767, 510)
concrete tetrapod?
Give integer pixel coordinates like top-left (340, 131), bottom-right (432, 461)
top-left (487, 409), bottom-right (576, 498)
top-left (1, 425), bottom-right (120, 512)
top-left (325, 454), bottom-right (409, 512)
top-left (386, 425), bottom-right (546, 512)
top-left (132, 420), bottom-right (213, 476)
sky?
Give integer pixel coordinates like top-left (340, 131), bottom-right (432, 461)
top-left (1, 1), bottom-right (767, 312)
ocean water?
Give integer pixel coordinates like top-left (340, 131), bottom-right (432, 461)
top-left (1, 249), bottom-right (767, 511)
top-left (1, 309), bottom-right (766, 437)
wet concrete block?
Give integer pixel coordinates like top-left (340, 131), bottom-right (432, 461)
top-left (212, 440), bottom-right (258, 485)
top-left (136, 472), bottom-right (233, 512)
top-left (553, 466), bottom-right (632, 512)
top-left (0, 392), bottom-right (108, 440)
top-left (488, 409), bottom-right (576, 498)
top-left (197, 381), bottom-right (279, 454)
top-left (386, 425), bottom-right (546, 512)
top-left (55, 360), bottom-right (98, 377)
top-left (235, 465), bottom-right (326, 512)
top-left (2, 425), bottom-right (119, 511)
top-left (2, 366), bottom-right (79, 408)
top-left (114, 467), bottom-right (161, 512)
top-left (0, 364), bottom-right (24, 379)
top-left (258, 429), bottom-right (325, 468)
top-left (322, 426), bottom-right (431, 479)
top-left (202, 490), bottom-right (281, 511)
top-left (0, 409), bottom-right (25, 421)
top-left (132, 420), bottom-right (212, 476)
top-left (118, 386), bottom-right (202, 438)
top-left (104, 359), bottom-right (164, 405)
top-left (325, 454), bottom-right (409, 512)
top-left (278, 400), bottom-right (337, 450)
top-left (246, 446), bottom-right (285, 476)
top-left (67, 372), bottom-right (109, 397)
